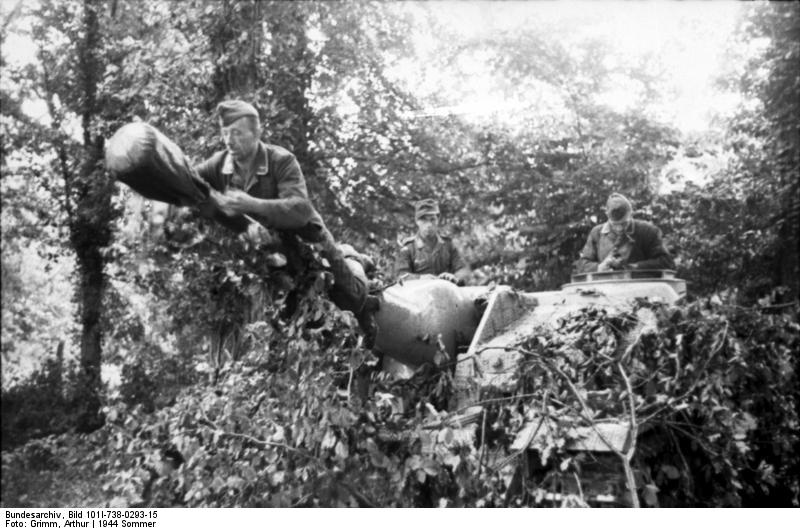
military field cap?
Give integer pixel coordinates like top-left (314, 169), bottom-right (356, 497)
top-left (606, 193), bottom-right (632, 221)
top-left (216, 100), bottom-right (260, 127)
top-left (415, 198), bottom-right (440, 220)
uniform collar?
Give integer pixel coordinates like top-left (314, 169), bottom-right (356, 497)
top-left (415, 233), bottom-right (443, 249)
top-left (601, 219), bottom-right (634, 235)
top-left (221, 142), bottom-right (268, 188)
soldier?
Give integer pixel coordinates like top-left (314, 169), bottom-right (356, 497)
top-left (194, 100), bottom-right (324, 243)
top-left (195, 100), bottom-right (377, 337)
top-left (394, 199), bottom-right (471, 284)
top-left (575, 193), bottom-right (674, 273)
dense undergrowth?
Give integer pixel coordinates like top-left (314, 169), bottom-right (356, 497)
top-left (3, 220), bottom-right (799, 508)
top-left (3, 276), bottom-right (797, 507)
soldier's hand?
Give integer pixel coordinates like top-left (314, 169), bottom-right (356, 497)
top-left (438, 272), bottom-right (457, 284)
top-left (239, 222), bottom-right (278, 247)
top-left (220, 189), bottom-right (253, 213)
top-left (198, 189), bottom-right (232, 218)
top-left (598, 255), bottom-right (621, 272)
top-left (205, 188), bottom-right (239, 218)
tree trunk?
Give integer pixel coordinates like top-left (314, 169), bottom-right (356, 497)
top-left (265, 5), bottom-right (313, 165)
top-left (74, 239), bottom-right (106, 431)
top-left (71, 0), bottom-right (114, 432)
top-left (207, 0), bottom-right (263, 105)
top-left (264, 4), bottom-right (338, 217)
top-left (778, 186), bottom-right (800, 301)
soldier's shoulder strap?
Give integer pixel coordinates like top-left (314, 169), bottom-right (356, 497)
top-left (440, 234), bottom-right (457, 247)
top-left (399, 236), bottom-right (416, 262)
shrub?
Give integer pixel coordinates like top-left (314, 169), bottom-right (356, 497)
top-left (1, 356), bottom-right (80, 450)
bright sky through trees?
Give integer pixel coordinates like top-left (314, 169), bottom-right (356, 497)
top-left (405, 1), bottom-right (744, 133)
top-left (2, 0), bottom-right (747, 134)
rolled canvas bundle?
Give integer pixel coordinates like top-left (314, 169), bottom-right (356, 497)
top-left (105, 122), bottom-right (249, 232)
top-left (105, 122), bottom-right (206, 205)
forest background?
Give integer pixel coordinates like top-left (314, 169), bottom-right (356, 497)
top-left (1, 0), bottom-right (798, 508)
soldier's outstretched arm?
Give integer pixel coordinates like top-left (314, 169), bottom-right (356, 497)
top-left (213, 188), bottom-right (315, 230)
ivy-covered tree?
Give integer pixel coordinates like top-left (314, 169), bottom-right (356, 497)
top-left (737, 1), bottom-right (799, 300)
top-left (23, 0), bottom-right (122, 431)
top-left (1, 0), bottom-right (157, 432)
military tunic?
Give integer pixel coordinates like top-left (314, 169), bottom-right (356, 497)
top-left (394, 234), bottom-right (468, 277)
top-left (194, 141), bottom-right (325, 242)
top-left (196, 141), bottom-right (369, 314)
top-left (574, 219), bottom-right (674, 273)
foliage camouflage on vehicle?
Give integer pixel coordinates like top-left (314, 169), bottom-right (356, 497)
top-left (7, 278), bottom-right (795, 507)
top-left (2, 0), bottom-right (798, 509)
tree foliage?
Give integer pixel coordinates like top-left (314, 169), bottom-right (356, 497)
top-left (689, 1), bottom-right (800, 301)
top-left (1, 0), bottom-right (798, 508)
top-left (5, 293), bottom-right (795, 508)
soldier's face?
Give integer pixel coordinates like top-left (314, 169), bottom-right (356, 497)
top-left (416, 214), bottom-right (439, 238)
top-left (220, 117), bottom-right (260, 162)
top-left (608, 215), bottom-right (631, 235)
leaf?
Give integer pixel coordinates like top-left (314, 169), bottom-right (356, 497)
top-left (643, 484), bottom-right (659, 507)
top-left (109, 496), bottom-right (128, 508)
top-left (210, 475), bottom-right (225, 492)
top-left (226, 476), bottom-right (245, 490)
top-left (270, 470), bottom-right (286, 486)
top-left (437, 427), bottom-right (454, 445)
top-left (422, 458), bottom-right (439, 476)
top-left (661, 464), bottom-right (680, 480)
top-left (321, 429), bottom-right (337, 450)
top-left (739, 412), bottom-right (758, 432)
top-left (241, 465), bottom-right (257, 482)
top-left (443, 454), bottom-right (461, 469)
top-left (407, 455), bottom-right (422, 470)
top-left (334, 440), bottom-right (349, 459)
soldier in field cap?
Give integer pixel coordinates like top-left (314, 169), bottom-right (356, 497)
top-left (575, 192), bottom-right (674, 273)
top-left (394, 198), bottom-right (471, 284)
top-left (216, 100), bottom-right (259, 126)
top-left (194, 99), bottom-right (323, 236)
top-left (194, 99), bottom-right (378, 340)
